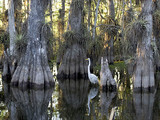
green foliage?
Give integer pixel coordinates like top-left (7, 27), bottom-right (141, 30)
top-left (15, 34), bottom-right (27, 53)
top-left (57, 24), bottom-right (90, 60)
top-left (109, 61), bottom-right (126, 71)
top-left (125, 19), bottom-right (147, 39)
top-left (124, 19), bottom-right (148, 57)
top-left (100, 16), bottom-right (120, 36)
top-left (124, 8), bottom-right (134, 27)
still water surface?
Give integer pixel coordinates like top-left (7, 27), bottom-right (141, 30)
top-left (0, 69), bottom-right (160, 120)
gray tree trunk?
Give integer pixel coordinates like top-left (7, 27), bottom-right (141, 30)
top-left (61, 0), bottom-right (65, 32)
top-left (57, 0), bottom-right (88, 79)
top-left (87, 0), bottom-right (91, 32)
top-left (100, 57), bottom-right (116, 91)
top-left (153, 0), bottom-right (160, 71)
top-left (104, 0), bottom-right (115, 64)
top-left (11, 0), bottom-right (54, 89)
top-left (57, 44), bottom-right (88, 79)
top-left (8, 0), bottom-right (16, 55)
top-left (2, 0), bottom-right (17, 77)
top-left (133, 0), bottom-right (155, 91)
top-left (109, 0), bottom-right (115, 64)
top-left (14, 0), bottom-right (22, 33)
top-left (68, 0), bottom-right (84, 32)
top-left (92, 0), bottom-right (100, 41)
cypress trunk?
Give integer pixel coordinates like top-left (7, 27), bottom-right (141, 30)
top-left (57, 0), bottom-right (87, 79)
top-left (11, 0), bottom-right (54, 89)
top-left (103, 0), bottom-right (115, 64)
top-left (133, 0), bottom-right (155, 91)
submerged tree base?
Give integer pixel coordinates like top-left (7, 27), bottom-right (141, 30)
top-left (57, 44), bottom-right (88, 79)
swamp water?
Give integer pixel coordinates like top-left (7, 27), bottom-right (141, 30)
top-left (0, 64), bottom-right (160, 120)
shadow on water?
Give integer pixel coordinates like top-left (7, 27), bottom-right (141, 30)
top-left (3, 82), bottom-right (54, 120)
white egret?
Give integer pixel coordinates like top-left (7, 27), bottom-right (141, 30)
top-left (86, 58), bottom-right (99, 84)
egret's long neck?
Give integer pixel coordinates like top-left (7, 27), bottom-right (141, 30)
top-left (88, 59), bottom-right (91, 75)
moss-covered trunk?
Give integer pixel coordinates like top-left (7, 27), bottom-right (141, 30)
top-left (57, 0), bottom-right (88, 79)
top-left (11, 0), bottom-right (54, 89)
top-left (133, 0), bottom-right (155, 91)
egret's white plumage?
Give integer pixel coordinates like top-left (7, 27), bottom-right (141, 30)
top-left (86, 58), bottom-right (99, 84)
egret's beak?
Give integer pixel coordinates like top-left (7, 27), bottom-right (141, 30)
top-left (85, 58), bottom-right (88, 60)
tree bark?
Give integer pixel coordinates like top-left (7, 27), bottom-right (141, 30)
top-left (100, 57), bottom-right (116, 91)
top-left (8, 0), bottom-right (16, 55)
top-left (87, 0), bottom-right (91, 32)
top-left (11, 0), bottom-right (54, 89)
top-left (68, 0), bottom-right (84, 32)
top-left (57, 44), bottom-right (88, 79)
top-left (2, 0), bottom-right (17, 78)
top-left (133, 0), bottom-right (155, 91)
top-left (14, 0), bottom-right (22, 33)
top-left (104, 0), bottom-right (115, 64)
top-left (92, 0), bottom-right (100, 41)
top-left (61, 0), bottom-right (65, 32)
top-left (57, 0), bottom-right (87, 79)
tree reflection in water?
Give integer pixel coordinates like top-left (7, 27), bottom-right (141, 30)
top-left (3, 83), bottom-right (54, 120)
top-left (133, 92), bottom-right (155, 120)
top-left (58, 79), bottom-right (90, 120)
top-left (100, 91), bottom-right (117, 119)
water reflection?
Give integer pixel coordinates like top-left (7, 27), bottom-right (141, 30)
top-left (58, 79), bottom-right (90, 120)
top-left (100, 91), bottom-right (117, 119)
top-left (88, 87), bottom-right (98, 115)
top-left (133, 92), bottom-right (155, 120)
top-left (3, 83), bottom-right (54, 120)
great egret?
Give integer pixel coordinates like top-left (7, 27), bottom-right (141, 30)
top-left (86, 58), bottom-right (99, 84)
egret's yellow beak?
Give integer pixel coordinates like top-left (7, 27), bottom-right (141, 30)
top-left (85, 58), bottom-right (88, 60)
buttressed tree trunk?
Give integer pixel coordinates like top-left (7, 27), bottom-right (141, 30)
top-left (57, 0), bottom-right (88, 79)
top-left (11, 0), bottom-right (54, 88)
top-left (133, 0), bottom-right (155, 91)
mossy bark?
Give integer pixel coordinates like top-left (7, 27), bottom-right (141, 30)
top-left (57, 0), bottom-right (87, 79)
top-left (11, 0), bottom-right (54, 89)
top-left (133, 0), bottom-right (155, 92)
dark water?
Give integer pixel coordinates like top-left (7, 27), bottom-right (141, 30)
top-left (0, 69), bottom-right (160, 120)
